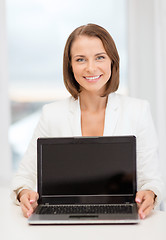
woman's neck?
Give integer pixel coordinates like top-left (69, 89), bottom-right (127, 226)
top-left (79, 91), bottom-right (108, 113)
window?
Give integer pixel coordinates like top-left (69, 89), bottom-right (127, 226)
top-left (6, 0), bottom-right (128, 170)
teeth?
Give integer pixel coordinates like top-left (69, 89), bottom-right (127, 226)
top-left (85, 75), bottom-right (100, 80)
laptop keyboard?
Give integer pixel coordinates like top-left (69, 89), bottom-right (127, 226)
top-left (36, 204), bottom-right (132, 215)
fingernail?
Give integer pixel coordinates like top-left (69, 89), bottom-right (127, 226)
top-left (141, 213), bottom-right (145, 219)
top-left (136, 198), bottom-right (141, 203)
top-left (27, 212), bottom-right (31, 217)
top-left (30, 200), bottom-right (35, 204)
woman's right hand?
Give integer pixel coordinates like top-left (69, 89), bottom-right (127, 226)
top-left (18, 189), bottom-right (39, 218)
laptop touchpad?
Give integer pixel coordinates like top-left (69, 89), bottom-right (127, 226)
top-left (69, 215), bottom-right (98, 219)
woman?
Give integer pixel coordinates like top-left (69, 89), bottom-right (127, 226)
top-left (11, 24), bottom-right (164, 219)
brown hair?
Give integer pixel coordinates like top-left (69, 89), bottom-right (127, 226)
top-left (63, 23), bottom-right (119, 99)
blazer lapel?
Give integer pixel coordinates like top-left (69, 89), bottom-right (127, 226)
top-left (68, 97), bottom-right (82, 136)
top-left (103, 93), bottom-right (120, 136)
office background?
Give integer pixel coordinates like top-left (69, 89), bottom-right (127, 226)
top-left (0, 0), bottom-right (166, 206)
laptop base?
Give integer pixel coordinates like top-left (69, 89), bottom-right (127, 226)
top-left (28, 203), bottom-right (140, 225)
top-left (28, 213), bottom-right (140, 225)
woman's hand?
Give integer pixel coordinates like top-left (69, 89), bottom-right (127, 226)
top-left (135, 190), bottom-right (156, 219)
top-left (18, 189), bottom-right (39, 218)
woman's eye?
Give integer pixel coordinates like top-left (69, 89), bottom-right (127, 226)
top-left (96, 56), bottom-right (105, 60)
top-left (76, 58), bottom-right (85, 62)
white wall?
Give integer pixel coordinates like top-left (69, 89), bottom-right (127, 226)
top-left (128, 0), bottom-right (166, 199)
top-left (128, 0), bottom-right (156, 116)
top-left (0, 0), bottom-right (12, 185)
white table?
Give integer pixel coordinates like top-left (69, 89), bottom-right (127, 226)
top-left (1, 186), bottom-right (166, 240)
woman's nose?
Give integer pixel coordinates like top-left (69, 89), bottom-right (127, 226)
top-left (86, 60), bottom-right (96, 73)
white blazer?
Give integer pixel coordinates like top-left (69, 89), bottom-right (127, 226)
top-left (11, 93), bottom-right (164, 206)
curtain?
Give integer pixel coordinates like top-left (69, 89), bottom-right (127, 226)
top-left (0, 0), bottom-right (11, 184)
top-left (128, 0), bottom-right (166, 204)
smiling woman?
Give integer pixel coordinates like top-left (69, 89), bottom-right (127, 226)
top-left (11, 24), bottom-right (164, 221)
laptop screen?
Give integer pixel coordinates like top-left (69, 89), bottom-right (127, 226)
top-left (38, 137), bottom-right (136, 196)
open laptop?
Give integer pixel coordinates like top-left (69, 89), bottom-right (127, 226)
top-left (28, 136), bottom-right (140, 224)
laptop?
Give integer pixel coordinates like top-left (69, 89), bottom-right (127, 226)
top-left (28, 136), bottom-right (140, 224)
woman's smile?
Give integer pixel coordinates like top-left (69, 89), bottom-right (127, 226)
top-left (83, 74), bottom-right (102, 82)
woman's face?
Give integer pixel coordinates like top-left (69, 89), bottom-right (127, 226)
top-left (71, 36), bottom-right (112, 95)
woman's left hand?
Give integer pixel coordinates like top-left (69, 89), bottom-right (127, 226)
top-left (135, 190), bottom-right (156, 219)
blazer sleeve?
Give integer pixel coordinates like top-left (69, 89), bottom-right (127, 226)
top-left (10, 105), bottom-right (50, 205)
top-left (136, 101), bottom-right (164, 207)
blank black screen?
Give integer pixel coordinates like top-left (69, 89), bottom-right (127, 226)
top-left (40, 141), bottom-right (135, 196)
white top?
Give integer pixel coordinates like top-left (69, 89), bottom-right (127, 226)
top-left (11, 93), bottom-right (164, 206)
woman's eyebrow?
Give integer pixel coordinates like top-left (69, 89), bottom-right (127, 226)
top-left (73, 55), bottom-right (85, 59)
top-left (73, 52), bottom-right (107, 59)
top-left (95, 52), bottom-right (107, 56)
